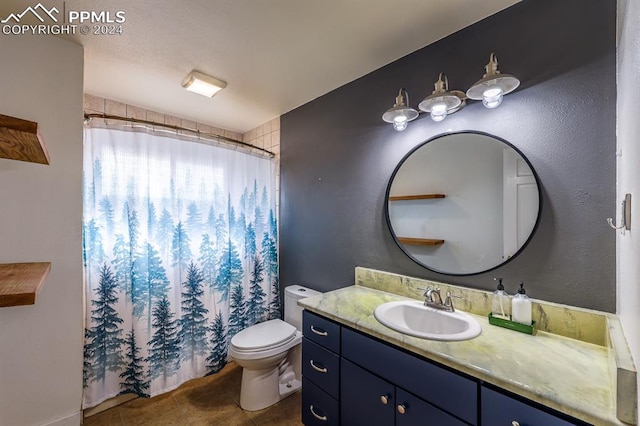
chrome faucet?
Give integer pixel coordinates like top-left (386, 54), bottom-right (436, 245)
top-left (422, 287), bottom-right (458, 312)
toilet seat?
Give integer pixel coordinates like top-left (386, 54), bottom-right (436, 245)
top-left (231, 319), bottom-right (297, 353)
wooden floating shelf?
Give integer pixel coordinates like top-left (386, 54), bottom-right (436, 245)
top-left (397, 237), bottom-right (445, 246)
top-left (389, 194), bottom-right (445, 201)
top-left (0, 262), bottom-right (51, 307)
top-left (0, 113), bottom-right (50, 164)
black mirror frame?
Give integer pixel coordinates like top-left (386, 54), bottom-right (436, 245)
top-left (384, 130), bottom-right (543, 276)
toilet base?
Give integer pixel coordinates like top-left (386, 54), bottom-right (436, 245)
top-left (239, 365), bottom-right (301, 411)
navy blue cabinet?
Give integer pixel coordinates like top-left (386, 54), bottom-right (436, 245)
top-left (341, 359), bottom-right (395, 426)
top-left (302, 311), bottom-right (341, 425)
top-left (481, 386), bottom-right (582, 426)
top-left (302, 310), bottom-right (588, 426)
top-left (342, 358), bottom-right (469, 426)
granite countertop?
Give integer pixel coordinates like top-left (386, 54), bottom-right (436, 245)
top-left (298, 285), bottom-right (626, 426)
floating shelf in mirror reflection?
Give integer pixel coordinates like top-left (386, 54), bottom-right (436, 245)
top-left (389, 194), bottom-right (446, 201)
top-left (397, 237), bottom-right (444, 246)
top-left (385, 131), bottom-right (541, 276)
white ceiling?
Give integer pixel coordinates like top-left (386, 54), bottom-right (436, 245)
top-left (1, 0), bottom-right (519, 133)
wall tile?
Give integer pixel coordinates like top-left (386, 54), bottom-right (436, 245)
top-left (83, 94), bottom-right (104, 113)
top-left (164, 114), bottom-right (181, 127)
top-left (180, 119), bottom-right (196, 130)
top-left (126, 105), bottom-right (146, 120)
top-left (263, 133), bottom-right (272, 148)
top-left (272, 116), bottom-right (280, 131)
top-left (196, 122), bottom-right (212, 134)
top-left (272, 129), bottom-right (281, 146)
top-left (146, 110), bottom-right (165, 124)
top-left (104, 99), bottom-right (126, 116)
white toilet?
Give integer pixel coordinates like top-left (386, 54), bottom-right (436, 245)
top-left (229, 285), bottom-right (321, 411)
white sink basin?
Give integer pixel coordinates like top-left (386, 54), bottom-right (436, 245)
top-left (374, 300), bottom-right (482, 341)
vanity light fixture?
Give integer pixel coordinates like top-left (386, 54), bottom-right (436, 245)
top-left (382, 88), bottom-right (419, 131)
top-left (418, 73), bottom-right (466, 122)
top-left (466, 53), bottom-right (520, 109)
top-left (181, 70), bottom-right (227, 98)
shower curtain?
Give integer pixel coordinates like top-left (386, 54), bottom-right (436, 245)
top-left (81, 126), bottom-right (279, 408)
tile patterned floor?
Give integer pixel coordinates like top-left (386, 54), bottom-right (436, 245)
top-left (84, 362), bottom-right (303, 426)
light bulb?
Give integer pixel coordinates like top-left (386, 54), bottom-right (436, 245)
top-left (482, 87), bottom-right (503, 109)
top-left (393, 120), bottom-right (408, 131)
top-left (430, 103), bottom-right (448, 122)
top-left (392, 115), bottom-right (408, 131)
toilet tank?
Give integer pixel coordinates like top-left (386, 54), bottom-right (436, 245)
top-left (284, 285), bottom-right (322, 331)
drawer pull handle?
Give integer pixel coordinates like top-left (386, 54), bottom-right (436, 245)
top-left (310, 405), bottom-right (327, 421)
top-left (310, 360), bottom-right (328, 373)
top-left (310, 326), bottom-right (328, 336)
top-left (397, 404), bottom-right (406, 414)
top-left (511, 422), bottom-right (520, 426)
top-left (380, 395), bottom-right (390, 404)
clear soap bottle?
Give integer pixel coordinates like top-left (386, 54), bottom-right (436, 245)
top-left (492, 278), bottom-right (510, 320)
top-left (512, 281), bottom-right (532, 325)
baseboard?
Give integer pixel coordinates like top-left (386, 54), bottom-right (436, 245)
top-left (43, 411), bottom-right (82, 426)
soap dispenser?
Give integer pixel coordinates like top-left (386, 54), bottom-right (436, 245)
top-left (512, 281), bottom-right (532, 325)
top-left (491, 278), bottom-right (510, 320)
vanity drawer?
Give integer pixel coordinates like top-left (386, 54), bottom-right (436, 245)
top-left (396, 388), bottom-right (469, 426)
top-left (303, 338), bottom-right (340, 398)
top-left (302, 377), bottom-right (339, 426)
top-left (303, 310), bottom-right (341, 353)
top-left (342, 328), bottom-right (477, 425)
top-left (481, 386), bottom-right (580, 426)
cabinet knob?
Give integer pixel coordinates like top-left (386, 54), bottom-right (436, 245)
top-left (309, 405), bottom-right (328, 421)
top-left (511, 422), bottom-right (520, 426)
top-left (397, 404), bottom-right (406, 414)
top-left (309, 360), bottom-right (328, 373)
top-left (310, 326), bottom-right (328, 336)
top-left (380, 395), bottom-right (390, 404)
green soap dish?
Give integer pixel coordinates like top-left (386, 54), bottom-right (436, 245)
top-left (488, 313), bottom-right (536, 335)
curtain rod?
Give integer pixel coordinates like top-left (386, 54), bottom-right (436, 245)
top-left (83, 112), bottom-right (275, 158)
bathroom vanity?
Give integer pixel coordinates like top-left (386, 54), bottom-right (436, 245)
top-left (298, 269), bottom-right (637, 426)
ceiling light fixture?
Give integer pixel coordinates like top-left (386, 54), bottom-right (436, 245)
top-left (181, 70), bottom-right (227, 98)
top-left (466, 53), bottom-right (520, 109)
top-left (382, 89), bottom-right (419, 131)
top-left (418, 73), bottom-right (466, 122)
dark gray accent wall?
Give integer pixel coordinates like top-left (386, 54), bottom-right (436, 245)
top-left (280, 0), bottom-right (616, 312)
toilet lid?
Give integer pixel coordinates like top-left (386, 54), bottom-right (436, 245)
top-left (231, 319), bottom-right (297, 351)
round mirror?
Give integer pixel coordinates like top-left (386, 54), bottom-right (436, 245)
top-left (386, 132), bottom-right (541, 275)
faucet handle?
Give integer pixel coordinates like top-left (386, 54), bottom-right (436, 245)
top-left (417, 286), bottom-right (432, 297)
top-left (444, 291), bottom-right (461, 311)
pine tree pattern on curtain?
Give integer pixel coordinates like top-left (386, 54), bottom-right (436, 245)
top-left (82, 127), bottom-right (279, 407)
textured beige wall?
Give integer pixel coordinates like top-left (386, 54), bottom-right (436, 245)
top-left (0, 35), bottom-right (84, 426)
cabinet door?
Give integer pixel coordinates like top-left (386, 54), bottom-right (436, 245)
top-left (396, 389), bottom-right (470, 426)
top-left (342, 328), bottom-right (477, 424)
top-left (481, 387), bottom-right (579, 426)
top-left (341, 359), bottom-right (394, 426)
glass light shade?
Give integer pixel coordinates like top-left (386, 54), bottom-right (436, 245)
top-left (382, 89), bottom-right (419, 131)
top-left (418, 74), bottom-right (464, 122)
top-left (482, 87), bottom-right (503, 109)
top-left (393, 120), bottom-right (408, 131)
top-left (382, 106), bottom-right (419, 127)
top-left (466, 54), bottom-right (519, 105)
top-left (430, 103), bottom-right (448, 122)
